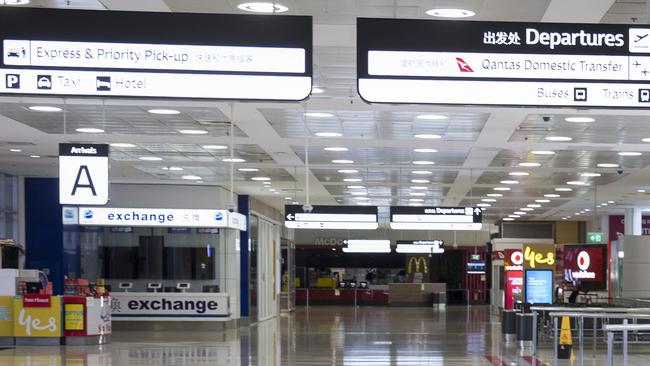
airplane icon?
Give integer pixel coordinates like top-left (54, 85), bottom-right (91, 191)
top-left (633, 60), bottom-right (641, 68)
top-left (636, 33), bottom-right (649, 42)
top-left (643, 69), bottom-right (649, 76)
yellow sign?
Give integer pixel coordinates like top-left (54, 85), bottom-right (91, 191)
top-left (64, 304), bottom-right (84, 331)
top-left (407, 256), bottom-right (429, 274)
top-left (523, 244), bottom-right (556, 270)
top-left (0, 297), bottom-right (13, 337)
top-left (13, 296), bottom-right (61, 337)
top-left (559, 315), bottom-right (572, 345)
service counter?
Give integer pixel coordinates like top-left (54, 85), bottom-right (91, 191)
top-left (111, 292), bottom-right (230, 321)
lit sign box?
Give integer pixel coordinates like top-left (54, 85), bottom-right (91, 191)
top-left (0, 8), bottom-right (312, 101)
top-left (58, 143), bottom-right (109, 206)
top-left (563, 244), bottom-right (606, 283)
top-left (504, 249), bottom-right (524, 272)
top-left (342, 239), bottom-right (391, 253)
top-left (395, 240), bottom-right (444, 254)
top-left (358, 18), bottom-right (650, 108)
top-left (389, 206), bottom-right (482, 230)
top-left (284, 205), bottom-right (378, 230)
top-left (525, 269), bottom-right (553, 304)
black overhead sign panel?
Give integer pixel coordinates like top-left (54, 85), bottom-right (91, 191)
top-left (0, 7), bottom-right (312, 101)
top-left (284, 205), bottom-right (378, 230)
top-left (357, 17), bottom-right (650, 108)
top-left (390, 206), bottom-right (483, 231)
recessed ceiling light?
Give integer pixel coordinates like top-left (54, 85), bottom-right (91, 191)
top-left (426, 8), bottom-right (475, 18)
top-left (237, 2), bottom-right (288, 13)
top-left (344, 178), bottom-right (363, 182)
top-left (251, 177), bottom-right (271, 181)
top-left (518, 162), bottom-right (541, 167)
top-left (500, 180), bottom-right (519, 185)
top-left (9, 148), bottom-right (21, 152)
top-left (503, 217), bottom-right (515, 221)
top-left (509, 215), bottom-right (521, 218)
top-left (325, 147), bottom-right (349, 152)
top-left (203, 145), bottom-right (228, 150)
top-left (413, 148), bottom-right (438, 153)
top-left (182, 175), bottom-right (202, 180)
top-left (565, 117), bottom-right (595, 123)
top-left (494, 187), bottom-right (511, 191)
top-left (139, 156), bottom-right (162, 161)
top-left (410, 192), bottom-right (426, 196)
top-left (179, 129), bottom-right (208, 135)
top-left (509, 172), bottom-right (529, 176)
top-left (535, 199), bottom-right (550, 203)
top-left (580, 172), bottom-right (601, 177)
top-left (411, 170), bottom-right (432, 175)
top-left (416, 114), bottom-right (448, 120)
top-left (411, 179), bottom-right (430, 183)
top-left (482, 198), bottom-right (497, 202)
top-left (338, 169), bottom-right (358, 174)
top-left (167, 166), bottom-right (183, 171)
top-left (514, 211), bottom-right (527, 215)
top-left (268, 188), bottom-right (277, 192)
top-left (532, 150), bottom-right (555, 155)
top-left (476, 203), bottom-right (491, 207)
top-left (555, 187), bottom-right (572, 192)
top-left (332, 159), bottom-right (354, 164)
top-left (238, 168), bottom-right (259, 172)
top-left (638, 189), bottom-right (646, 193)
top-left (414, 134), bottom-right (442, 139)
top-left (618, 151), bottom-right (642, 156)
top-left (413, 160), bottom-right (435, 165)
top-left (285, 197), bottom-right (292, 200)
top-left (311, 87), bottom-right (325, 94)
top-left (292, 201), bottom-right (299, 204)
top-left (347, 185), bottom-right (365, 189)
top-left (600, 203), bottom-right (608, 206)
top-left (29, 154), bottom-right (40, 158)
top-left (567, 181), bottom-right (587, 186)
top-left (409, 202), bottom-right (423, 207)
top-left (608, 200), bottom-right (615, 204)
top-left (354, 197), bottom-right (369, 201)
top-left (315, 132), bottom-right (342, 137)
top-left (642, 138), bottom-right (650, 143)
top-left (305, 112), bottom-right (334, 118)
top-left (597, 163), bottom-right (619, 168)
top-left (222, 158), bottom-right (245, 163)
top-left (351, 191), bottom-right (367, 196)
top-left (28, 105), bottom-right (62, 112)
top-left (75, 127), bottom-right (104, 133)
top-left (410, 186), bottom-right (428, 190)
top-left (527, 204), bottom-right (542, 208)
top-left (487, 193), bottom-right (503, 197)
top-left (110, 143), bottom-right (136, 148)
top-left (545, 136), bottom-right (573, 142)
top-left (520, 208), bottom-right (534, 211)
top-left (148, 109), bottom-right (180, 115)
top-left (584, 209), bottom-right (591, 212)
top-left (409, 198), bottom-right (424, 202)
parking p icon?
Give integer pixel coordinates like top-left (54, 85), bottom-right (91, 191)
top-left (5, 74), bottom-right (20, 89)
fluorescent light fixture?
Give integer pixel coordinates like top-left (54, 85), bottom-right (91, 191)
top-left (148, 109), bottom-right (180, 115)
top-left (565, 117), bottom-right (595, 123)
top-left (251, 177), bottom-right (271, 181)
top-left (179, 129), bottom-right (208, 135)
top-left (494, 187), bottom-right (511, 191)
top-left (344, 178), bottom-right (363, 182)
top-left (351, 191), bottom-right (367, 196)
top-left (532, 150), bottom-right (555, 155)
top-left (311, 87), bottom-right (325, 94)
top-left (222, 158), bottom-right (245, 163)
top-left (411, 179), bottom-right (430, 183)
top-left (285, 197), bottom-right (292, 200)
top-left (203, 145), bottom-right (228, 150)
top-left (584, 209), bottom-right (591, 212)
top-left (110, 143), bottom-right (136, 148)
top-left (347, 185), bottom-right (365, 189)
top-left (75, 127), bottom-right (104, 133)
top-left (414, 134), bottom-right (442, 139)
top-left (410, 186), bottom-right (428, 190)
top-left (315, 132), bottom-right (342, 137)
top-left (535, 199), bottom-right (550, 203)
top-left (182, 175), bottom-right (202, 180)
top-left (28, 105), bottom-right (62, 112)
top-left (481, 198), bottom-right (497, 202)
top-left (390, 222), bottom-right (482, 230)
top-left (426, 8), bottom-right (475, 18)
top-left (354, 197), bottom-right (369, 200)
top-left (305, 112), bottom-right (334, 118)
top-left (476, 203), bottom-right (491, 207)
top-left (520, 208), bottom-right (534, 211)
top-left (500, 180), bottom-right (519, 185)
top-left (409, 192), bottom-right (426, 196)
top-left (608, 200), bottom-right (615, 204)
top-left (9, 148), bottom-right (21, 152)
top-left (325, 147), bottom-right (349, 152)
top-left (618, 152), bottom-right (642, 156)
top-left (416, 114), bottom-right (448, 120)
top-left (411, 170), bottom-right (432, 175)
top-left (555, 187), bottom-right (573, 192)
top-left (413, 160), bottom-right (435, 165)
top-left (600, 203), bottom-right (608, 206)
top-left (518, 162), bottom-right (541, 167)
top-left (29, 155), bottom-right (40, 158)
top-left (414, 148), bottom-right (438, 153)
top-left (514, 211), bottom-right (527, 215)
top-left (597, 163), bottom-right (619, 168)
top-left (527, 204), bottom-right (542, 208)
top-left (580, 172), bottom-right (601, 177)
top-left (237, 2), bottom-right (289, 13)
top-left (409, 202), bottom-right (423, 207)
top-left (509, 215), bottom-right (521, 218)
top-left (503, 217), bottom-right (515, 221)
top-left (545, 136), bottom-right (572, 142)
top-left (139, 156), bottom-right (162, 161)
top-left (509, 171), bottom-right (529, 176)
top-left (567, 181), bottom-right (587, 186)
top-left (544, 194), bottom-right (560, 198)
top-left (238, 168), bottom-right (259, 172)
top-left (332, 159), bottom-right (354, 164)
top-left (487, 193), bottom-right (503, 197)
top-left (643, 138), bottom-right (650, 143)
top-left (338, 169), bottom-right (358, 174)
top-left (638, 189), bottom-right (646, 193)
top-left (342, 240), bottom-right (391, 253)
top-left (168, 167), bottom-right (183, 171)
top-left (409, 198), bottom-right (424, 202)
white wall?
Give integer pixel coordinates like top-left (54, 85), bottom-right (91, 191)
top-left (622, 235), bottom-right (650, 298)
top-left (106, 183), bottom-right (232, 209)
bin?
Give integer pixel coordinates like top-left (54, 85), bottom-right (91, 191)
top-left (502, 309), bottom-right (517, 342)
top-left (516, 313), bottom-right (534, 349)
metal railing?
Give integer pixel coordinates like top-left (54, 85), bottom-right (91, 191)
top-left (605, 323), bottom-right (650, 366)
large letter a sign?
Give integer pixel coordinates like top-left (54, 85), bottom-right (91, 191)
top-left (59, 144), bottom-right (109, 205)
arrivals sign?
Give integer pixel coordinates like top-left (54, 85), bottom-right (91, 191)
top-left (358, 18), bottom-right (650, 107)
top-left (0, 8), bottom-right (312, 101)
top-left (59, 143), bottom-right (109, 205)
top-left (389, 206), bottom-right (482, 230)
top-left (284, 205), bottom-right (379, 229)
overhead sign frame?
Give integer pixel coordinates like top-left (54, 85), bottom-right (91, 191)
top-left (59, 143), bottom-right (109, 206)
top-left (389, 206), bottom-right (483, 230)
top-left (284, 205), bottom-right (379, 230)
top-left (0, 7), bottom-right (312, 101)
top-left (395, 240), bottom-right (444, 254)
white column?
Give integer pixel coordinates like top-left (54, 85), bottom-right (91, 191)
top-left (625, 208), bottom-right (643, 236)
top-left (600, 215), bottom-right (610, 242)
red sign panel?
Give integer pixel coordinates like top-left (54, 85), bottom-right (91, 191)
top-left (23, 294), bottom-right (51, 308)
top-left (609, 215), bottom-right (650, 239)
top-left (563, 246), bottom-right (606, 282)
top-left (504, 249), bottom-right (524, 271)
top-left (505, 271), bottom-right (523, 310)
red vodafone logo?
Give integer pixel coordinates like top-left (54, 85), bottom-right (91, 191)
top-left (511, 251), bottom-right (523, 265)
top-left (577, 250), bottom-right (590, 271)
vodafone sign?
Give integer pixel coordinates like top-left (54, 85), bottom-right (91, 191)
top-left (504, 249), bottom-right (524, 271)
top-left (564, 245), bottom-right (605, 282)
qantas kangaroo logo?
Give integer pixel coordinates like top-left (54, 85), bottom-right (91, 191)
top-left (455, 57), bottom-right (474, 72)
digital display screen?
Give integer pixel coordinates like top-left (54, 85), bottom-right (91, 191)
top-left (564, 245), bottom-right (606, 283)
top-left (525, 270), bottom-right (553, 304)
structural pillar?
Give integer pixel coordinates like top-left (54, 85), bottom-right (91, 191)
top-left (624, 208), bottom-right (642, 236)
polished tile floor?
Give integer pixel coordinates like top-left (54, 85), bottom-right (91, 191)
top-left (1, 306), bottom-right (650, 365)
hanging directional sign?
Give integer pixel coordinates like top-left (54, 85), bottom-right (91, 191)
top-left (0, 7), bottom-right (312, 101)
top-left (395, 240), bottom-right (444, 254)
top-left (587, 232), bottom-right (604, 244)
top-left (389, 206), bottom-right (483, 230)
top-left (358, 18), bottom-right (650, 107)
top-left (59, 143), bottom-right (109, 205)
top-left (284, 205), bottom-right (378, 229)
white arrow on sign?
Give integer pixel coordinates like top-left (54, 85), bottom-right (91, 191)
top-left (474, 208), bottom-right (481, 215)
top-left (286, 213), bottom-right (295, 220)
